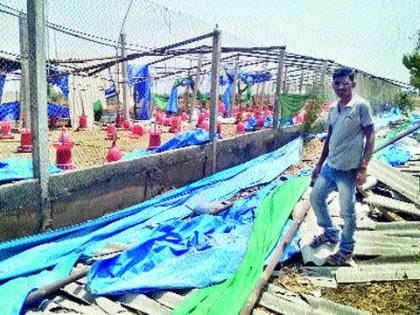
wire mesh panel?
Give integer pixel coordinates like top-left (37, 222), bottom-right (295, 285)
top-left (0, 0), bottom-right (413, 174)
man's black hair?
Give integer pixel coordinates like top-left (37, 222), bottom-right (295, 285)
top-left (332, 67), bottom-right (356, 81)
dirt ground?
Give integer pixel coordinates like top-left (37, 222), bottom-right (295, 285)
top-left (0, 121), bottom-right (239, 169)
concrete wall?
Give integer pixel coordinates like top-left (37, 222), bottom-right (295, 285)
top-left (0, 126), bottom-right (301, 241)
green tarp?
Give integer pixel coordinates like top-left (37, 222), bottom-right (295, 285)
top-left (280, 94), bottom-right (309, 121)
top-left (152, 93), bottom-right (169, 110)
top-left (173, 175), bottom-right (311, 315)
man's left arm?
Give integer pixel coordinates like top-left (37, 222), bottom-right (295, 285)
top-left (356, 103), bottom-right (375, 186)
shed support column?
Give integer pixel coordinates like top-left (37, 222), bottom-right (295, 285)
top-left (27, 0), bottom-right (51, 231)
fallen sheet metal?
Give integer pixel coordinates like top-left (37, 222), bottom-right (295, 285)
top-left (258, 284), bottom-right (370, 315)
top-left (368, 159), bottom-right (420, 206)
top-left (364, 194), bottom-right (420, 217)
top-left (334, 263), bottom-right (420, 283)
top-left (120, 293), bottom-right (172, 315)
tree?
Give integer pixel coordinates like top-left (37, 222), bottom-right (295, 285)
top-left (402, 30), bottom-right (420, 89)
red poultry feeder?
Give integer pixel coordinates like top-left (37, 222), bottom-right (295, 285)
top-left (163, 117), bottom-right (171, 127)
top-left (122, 119), bottom-right (132, 130)
top-left (0, 120), bottom-right (14, 140)
top-left (200, 119), bottom-right (210, 131)
top-left (17, 128), bottom-right (32, 153)
top-left (105, 124), bottom-right (117, 140)
top-left (236, 121), bottom-right (245, 135)
top-left (217, 121), bottom-right (222, 134)
top-left (129, 123), bottom-right (145, 139)
top-left (147, 129), bottom-right (162, 150)
top-left (256, 116), bottom-right (265, 130)
top-left (155, 111), bottom-right (164, 125)
top-left (196, 112), bottom-right (206, 128)
top-left (115, 110), bottom-right (124, 128)
top-left (53, 128), bottom-right (74, 170)
top-left (106, 139), bottom-right (123, 163)
top-left (169, 116), bottom-right (180, 133)
top-left (235, 110), bottom-right (242, 123)
top-left (181, 112), bottom-right (188, 121)
top-left (78, 114), bottom-right (88, 130)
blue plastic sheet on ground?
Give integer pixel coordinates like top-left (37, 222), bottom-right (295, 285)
top-left (123, 129), bottom-right (221, 160)
top-left (87, 174), bottom-right (303, 296)
top-left (372, 107), bottom-right (402, 130)
top-left (47, 102), bottom-right (69, 118)
top-left (155, 128), bottom-right (220, 153)
top-left (0, 253), bottom-right (78, 315)
top-left (0, 138), bottom-right (303, 315)
top-left (378, 143), bottom-right (411, 166)
top-left (0, 158), bottom-right (62, 183)
top-left (123, 148), bottom-right (151, 160)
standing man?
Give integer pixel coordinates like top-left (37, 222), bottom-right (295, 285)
top-left (309, 67), bottom-right (375, 265)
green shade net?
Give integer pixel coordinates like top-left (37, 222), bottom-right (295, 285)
top-left (197, 91), bottom-right (209, 105)
top-left (173, 175), bottom-right (311, 315)
top-left (241, 85), bottom-right (252, 104)
top-left (152, 93), bottom-right (169, 110)
top-left (280, 94), bottom-right (309, 121)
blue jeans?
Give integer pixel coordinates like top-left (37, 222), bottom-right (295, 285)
top-left (309, 164), bottom-right (357, 254)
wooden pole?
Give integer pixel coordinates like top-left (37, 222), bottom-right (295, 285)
top-left (240, 188), bottom-right (312, 315)
top-left (209, 28), bottom-right (221, 174)
top-left (189, 55), bottom-right (202, 122)
top-left (272, 47), bottom-right (285, 129)
top-left (27, 0), bottom-right (51, 231)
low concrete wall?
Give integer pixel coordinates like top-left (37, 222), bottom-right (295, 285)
top-left (0, 126), bottom-right (301, 241)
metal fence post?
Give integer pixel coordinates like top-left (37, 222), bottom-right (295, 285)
top-left (19, 11), bottom-right (30, 128)
top-left (209, 28), bottom-right (221, 173)
top-left (27, 0), bottom-right (51, 230)
top-left (120, 33), bottom-right (129, 119)
top-left (189, 54), bottom-right (202, 123)
top-left (272, 47), bottom-right (285, 129)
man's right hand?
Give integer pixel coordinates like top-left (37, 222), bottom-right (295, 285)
top-left (312, 163), bottom-right (322, 182)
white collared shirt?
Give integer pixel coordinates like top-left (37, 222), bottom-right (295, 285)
top-left (326, 94), bottom-right (373, 171)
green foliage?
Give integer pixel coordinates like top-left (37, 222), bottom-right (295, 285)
top-left (302, 93), bottom-right (329, 134)
top-left (402, 30), bottom-right (420, 89)
top-left (47, 83), bottom-right (63, 103)
top-left (393, 91), bottom-right (414, 113)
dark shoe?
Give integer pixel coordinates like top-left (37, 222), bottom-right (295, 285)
top-left (326, 250), bottom-right (352, 266)
top-left (309, 234), bottom-right (338, 249)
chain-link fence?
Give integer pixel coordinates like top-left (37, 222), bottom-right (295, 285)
top-left (0, 0), bottom-right (413, 173)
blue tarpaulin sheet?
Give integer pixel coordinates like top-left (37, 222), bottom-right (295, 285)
top-left (0, 138), bottom-right (303, 315)
top-left (378, 144), bottom-right (411, 166)
top-left (127, 64), bottom-right (152, 120)
top-left (245, 116), bottom-right (257, 131)
top-left (87, 177), bottom-right (302, 295)
top-left (0, 101), bottom-right (69, 120)
top-left (372, 107), bottom-right (402, 130)
top-left (0, 158), bottom-right (62, 183)
top-left (0, 75), bottom-right (5, 104)
top-left (123, 129), bottom-right (220, 160)
top-left (166, 85), bottom-right (178, 114)
top-left (48, 67), bottom-right (69, 98)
